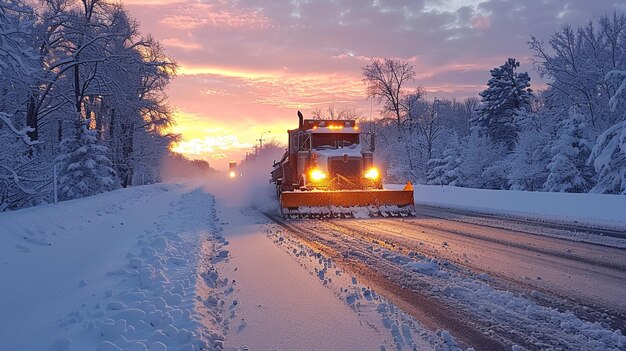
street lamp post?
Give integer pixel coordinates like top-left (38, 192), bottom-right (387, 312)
top-left (257, 130), bottom-right (271, 154)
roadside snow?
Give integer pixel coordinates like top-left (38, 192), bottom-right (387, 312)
top-left (0, 184), bottom-right (231, 351)
top-left (403, 184), bottom-right (626, 228)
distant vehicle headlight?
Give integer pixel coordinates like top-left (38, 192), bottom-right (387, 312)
top-left (309, 168), bottom-right (327, 181)
top-left (364, 167), bottom-right (380, 180)
top-left (229, 171), bottom-right (236, 178)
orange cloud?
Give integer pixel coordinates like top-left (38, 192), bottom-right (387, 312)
top-left (178, 64), bottom-right (366, 109)
top-left (160, 3), bottom-right (271, 30)
top-left (200, 89), bottom-right (234, 96)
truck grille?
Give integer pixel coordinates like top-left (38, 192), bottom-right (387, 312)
top-left (329, 159), bottom-right (361, 179)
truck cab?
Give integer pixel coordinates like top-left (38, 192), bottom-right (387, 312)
top-left (271, 113), bottom-right (380, 192)
top-left (228, 161), bottom-right (237, 179)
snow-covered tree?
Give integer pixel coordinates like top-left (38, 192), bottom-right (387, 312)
top-left (0, 113), bottom-right (48, 210)
top-left (481, 159), bottom-right (510, 190)
top-left (427, 138), bottom-right (462, 186)
top-left (507, 128), bottom-right (551, 191)
top-left (0, 1), bottom-right (37, 76)
top-left (0, 2), bottom-right (50, 210)
top-left (530, 13), bottom-right (626, 134)
top-left (589, 120), bottom-right (626, 194)
top-left (455, 129), bottom-right (502, 188)
top-left (543, 109), bottom-right (594, 192)
top-left (474, 58), bottom-right (533, 151)
top-left (56, 118), bottom-right (119, 201)
top-left (588, 70), bottom-right (626, 194)
top-left (0, 0), bottom-right (177, 210)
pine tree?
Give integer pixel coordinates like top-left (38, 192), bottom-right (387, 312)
top-left (474, 58), bottom-right (533, 151)
top-left (427, 136), bottom-right (462, 186)
top-left (589, 119), bottom-right (626, 194)
top-left (543, 110), bottom-right (594, 193)
top-left (588, 70), bottom-right (626, 194)
top-left (56, 118), bottom-right (119, 201)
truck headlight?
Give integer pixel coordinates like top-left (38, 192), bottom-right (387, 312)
top-left (364, 167), bottom-right (380, 180)
top-left (229, 171), bottom-right (236, 178)
top-left (309, 169), bottom-right (327, 181)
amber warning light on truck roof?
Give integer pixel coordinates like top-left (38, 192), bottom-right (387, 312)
top-left (302, 119), bottom-right (356, 131)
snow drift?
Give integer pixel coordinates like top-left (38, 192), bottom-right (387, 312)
top-left (411, 184), bottom-right (626, 227)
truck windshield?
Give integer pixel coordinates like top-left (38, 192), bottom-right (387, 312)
top-left (312, 133), bottom-right (359, 149)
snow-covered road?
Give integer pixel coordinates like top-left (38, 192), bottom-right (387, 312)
top-left (328, 214), bottom-right (626, 317)
top-left (214, 205), bottom-right (387, 350)
top-left (3, 181), bottom-right (458, 351)
top-left (264, 210), bottom-right (626, 350)
top-left (206, 181), bottom-right (462, 350)
top-left (2, 180), bottom-right (625, 351)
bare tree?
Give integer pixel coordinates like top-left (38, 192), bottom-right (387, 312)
top-left (362, 58), bottom-right (419, 127)
top-left (420, 99), bottom-right (443, 162)
top-left (310, 105), bottom-right (362, 120)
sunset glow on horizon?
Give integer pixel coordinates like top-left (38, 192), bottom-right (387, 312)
top-left (121, 0), bottom-right (624, 170)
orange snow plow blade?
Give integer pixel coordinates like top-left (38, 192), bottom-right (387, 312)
top-left (280, 187), bottom-right (415, 218)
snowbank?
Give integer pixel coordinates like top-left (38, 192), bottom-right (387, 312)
top-left (409, 185), bottom-right (626, 227)
top-left (0, 184), bottom-right (232, 351)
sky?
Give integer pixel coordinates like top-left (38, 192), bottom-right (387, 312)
top-left (121, 0), bottom-right (624, 170)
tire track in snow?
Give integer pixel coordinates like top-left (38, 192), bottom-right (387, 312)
top-left (393, 217), bottom-right (626, 270)
top-left (414, 205), bottom-right (626, 241)
top-left (269, 215), bottom-right (626, 350)
top-left (264, 213), bottom-right (507, 350)
top-left (325, 218), bottom-right (626, 332)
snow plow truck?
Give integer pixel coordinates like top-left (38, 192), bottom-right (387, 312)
top-left (270, 111), bottom-right (415, 218)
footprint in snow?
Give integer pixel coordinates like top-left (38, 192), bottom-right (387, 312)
top-left (237, 319), bottom-right (247, 333)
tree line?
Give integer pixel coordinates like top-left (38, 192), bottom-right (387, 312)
top-left (0, 0), bottom-right (184, 210)
top-left (360, 12), bottom-right (626, 195)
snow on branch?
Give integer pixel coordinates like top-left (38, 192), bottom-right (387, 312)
top-left (607, 70), bottom-right (626, 112)
top-left (0, 113), bottom-right (39, 146)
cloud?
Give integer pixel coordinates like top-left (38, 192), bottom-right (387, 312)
top-left (199, 89), bottom-right (234, 96)
top-left (122, 0), bottom-right (186, 5)
top-left (211, 153), bottom-right (228, 160)
top-left (178, 64), bottom-right (366, 109)
top-left (121, 0), bottom-right (625, 168)
top-left (471, 15), bottom-right (491, 29)
top-left (159, 3), bottom-right (271, 29)
top-left (161, 38), bottom-right (202, 50)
